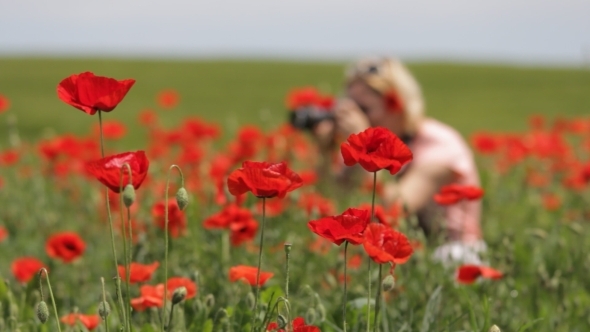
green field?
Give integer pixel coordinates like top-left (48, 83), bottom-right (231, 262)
top-left (2, 58), bottom-right (590, 332)
top-left (1, 58), bottom-right (590, 144)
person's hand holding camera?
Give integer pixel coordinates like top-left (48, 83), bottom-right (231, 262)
top-left (333, 98), bottom-right (371, 138)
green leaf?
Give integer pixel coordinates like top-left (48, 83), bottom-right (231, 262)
top-left (420, 285), bottom-right (442, 332)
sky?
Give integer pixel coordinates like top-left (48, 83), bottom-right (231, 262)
top-left (1, 0), bottom-right (590, 64)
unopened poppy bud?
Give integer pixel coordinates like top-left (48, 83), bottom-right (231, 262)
top-left (246, 292), bottom-right (256, 310)
top-left (172, 287), bottom-right (187, 305)
top-left (204, 294), bottom-right (215, 309)
top-left (382, 275), bottom-right (395, 292)
top-left (123, 184), bottom-right (136, 208)
top-left (98, 301), bottom-right (110, 320)
top-left (176, 187), bottom-right (189, 211)
top-left (488, 325), bottom-right (501, 332)
top-left (305, 308), bottom-right (317, 325)
top-left (277, 314), bottom-right (287, 329)
top-left (284, 243), bottom-right (292, 255)
top-left (36, 301), bottom-right (49, 323)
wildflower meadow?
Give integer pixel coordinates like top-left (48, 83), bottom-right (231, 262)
top-left (1, 59), bottom-right (590, 332)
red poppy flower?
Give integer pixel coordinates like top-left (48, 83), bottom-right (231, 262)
top-left (11, 257), bottom-right (46, 283)
top-left (57, 72), bottom-right (135, 115)
top-left (0, 94), bottom-right (10, 113)
top-left (267, 316), bottom-right (320, 332)
top-left (157, 89), bottom-right (180, 109)
top-left (285, 87), bottom-right (333, 111)
top-left (229, 265), bottom-right (274, 286)
top-left (86, 151), bottom-right (149, 193)
top-left (118, 262), bottom-right (159, 284)
top-left (46, 232), bottom-right (86, 263)
top-left (227, 161), bottom-right (303, 198)
top-left (0, 149), bottom-right (19, 166)
top-left (166, 277), bottom-right (197, 300)
top-left (61, 313), bottom-right (100, 330)
top-left (152, 199), bottom-right (187, 237)
top-left (0, 226), bottom-right (7, 242)
top-left (138, 109), bottom-right (158, 126)
top-left (363, 224), bottom-right (413, 265)
top-left (471, 132), bottom-right (501, 155)
top-left (456, 265), bottom-right (503, 284)
top-left (340, 127), bottom-right (413, 174)
top-left (433, 184), bottom-right (484, 206)
top-left (131, 284), bottom-right (164, 311)
top-left (357, 203), bottom-right (397, 228)
top-left (542, 193), bottom-right (561, 211)
top-left (308, 208), bottom-right (370, 245)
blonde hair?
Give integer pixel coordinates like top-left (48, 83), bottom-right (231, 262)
top-left (345, 57), bottom-right (425, 135)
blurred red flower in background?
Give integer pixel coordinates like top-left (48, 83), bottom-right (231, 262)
top-left (166, 277), bottom-right (197, 299)
top-left (229, 265), bottom-right (273, 286)
top-left (46, 232), bottom-right (86, 263)
top-left (308, 208), bottom-right (370, 245)
top-left (152, 199), bottom-right (186, 237)
top-left (227, 161), bottom-right (303, 198)
top-left (341, 127), bottom-right (413, 174)
top-left (85, 151), bottom-right (149, 193)
top-left (118, 262), bottom-right (159, 284)
top-left (456, 265), bottom-right (503, 284)
top-left (93, 120), bottom-right (127, 140)
top-left (0, 226), bottom-right (7, 242)
top-left (11, 257), bottom-right (46, 283)
top-left (60, 313), bottom-right (100, 330)
top-left (0, 149), bottom-right (19, 166)
top-left (285, 86), bottom-right (334, 110)
top-left (204, 204), bottom-right (259, 246)
top-left (157, 89), bottom-right (180, 109)
top-left (0, 94), bottom-right (10, 113)
top-left (131, 284), bottom-right (164, 311)
top-left (57, 72), bottom-right (135, 115)
top-left (267, 316), bottom-right (320, 332)
top-left (433, 184), bottom-right (484, 206)
top-left (363, 223), bottom-right (413, 265)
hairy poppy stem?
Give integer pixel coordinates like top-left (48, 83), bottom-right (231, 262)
top-left (284, 243), bottom-right (292, 299)
top-left (373, 264), bottom-right (383, 331)
top-left (162, 165), bottom-right (185, 332)
top-left (39, 268), bottom-right (62, 332)
top-left (101, 277), bottom-right (111, 332)
top-left (343, 241), bottom-right (349, 332)
top-left (366, 171), bottom-right (377, 332)
top-left (98, 110), bottom-right (127, 329)
top-left (119, 163), bottom-right (134, 332)
top-left (251, 196), bottom-right (267, 332)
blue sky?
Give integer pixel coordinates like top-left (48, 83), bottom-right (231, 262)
top-left (1, 0), bottom-right (589, 64)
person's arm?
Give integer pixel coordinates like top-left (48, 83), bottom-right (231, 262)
top-left (382, 163), bottom-right (454, 214)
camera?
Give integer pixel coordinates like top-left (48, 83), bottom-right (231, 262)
top-left (285, 87), bottom-right (335, 130)
top-left (289, 105), bottom-right (334, 130)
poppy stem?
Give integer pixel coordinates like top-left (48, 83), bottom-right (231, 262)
top-left (101, 277), bottom-right (111, 332)
top-left (373, 264), bottom-right (383, 332)
top-left (162, 164), bottom-right (185, 332)
top-left (343, 241), bottom-right (349, 332)
top-left (39, 268), bottom-right (62, 332)
top-left (119, 164), bottom-right (134, 332)
top-left (284, 243), bottom-right (292, 299)
top-left (98, 110), bottom-right (127, 329)
top-left (366, 171), bottom-right (377, 332)
top-left (251, 197), bottom-right (267, 332)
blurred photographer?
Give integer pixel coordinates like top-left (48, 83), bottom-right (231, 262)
top-left (295, 57), bottom-right (485, 265)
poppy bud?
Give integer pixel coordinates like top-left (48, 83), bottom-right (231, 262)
top-left (204, 294), bottom-right (215, 309)
top-left (123, 184), bottom-right (136, 208)
top-left (488, 325), bottom-right (501, 332)
top-left (382, 275), bottom-right (395, 292)
top-left (36, 301), bottom-right (49, 323)
top-left (98, 301), bottom-right (110, 320)
top-left (172, 287), bottom-right (187, 305)
top-left (305, 308), bottom-right (317, 324)
top-left (246, 291), bottom-right (256, 310)
top-left (284, 243), bottom-right (292, 255)
top-left (176, 187), bottom-right (189, 211)
top-left (277, 314), bottom-right (287, 329)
